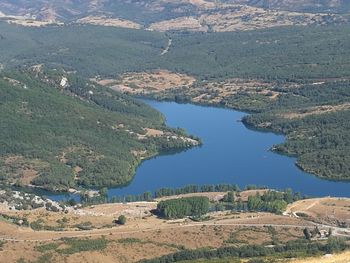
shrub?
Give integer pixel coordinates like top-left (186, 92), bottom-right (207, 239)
top-left (117, 215), bottom-right (127, 225)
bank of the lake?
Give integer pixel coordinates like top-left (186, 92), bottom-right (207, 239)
top-left (48, 100), bottom-right (349, 201)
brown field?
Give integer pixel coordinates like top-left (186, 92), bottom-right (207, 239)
top-left (155, 189), bottom-right (270, 202)
top-left (102, 71), bottom-right (284, 106)
top-left (147, 5), bottom-right (346, 33)
top-left (0, 211), bottom-right (308, 263)
top-left (286, 198), bottom-right (350, 227)
top-left (280, 103), bottom-right (350, 119)
top-left (186, 0), bottom-right (216, 9)
top-left (199, 6), bottom-right (345, 32)
top-left (6, 18), bottom-right (63, 27)
top-left (0, 195), bottom-right (349, 262)
top-left (149, 16), bottom-right (207, 32)
top-left (288, 251), bottom-right (350, 263)
top-left (149, 76), bottom-right (281, 106)
top-left (76, 16), bottom-right (142, 29)
top-left (0, 155), bottom-right (49, 185)
top-left (96, 70), bottom-right (196, 95)
top-left (157, 192), bottom-right (227, 202)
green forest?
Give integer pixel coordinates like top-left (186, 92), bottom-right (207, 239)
top-left (1, 23), bottom-right (350, 81)
top-left (157, 196), bottom-right (210, 219)
top-left (0, 70), bottom-right (195, 191)
top-left (140, 238), bottom-right (348, 263)
top-left (1, 21), bottom-right (350, 182)
top-left (242, 81), bottom-right (350, 180)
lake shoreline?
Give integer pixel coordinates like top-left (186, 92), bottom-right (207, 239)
top-left (44, 99), bottom-right (350, 200)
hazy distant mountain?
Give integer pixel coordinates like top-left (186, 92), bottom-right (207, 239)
top-left (0, 0), bottom-right (349, 32)
top-left (0, 0), bottom-right (100, 21)
top-left (0, 0), bottom-right (200, 23)
top-left (222, 0), bottom-right (350, 13)
top-left (1, 0), bottom-right (349, 23)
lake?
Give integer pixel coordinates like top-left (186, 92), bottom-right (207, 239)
top-left (49, 100), bottom-right (350, 200)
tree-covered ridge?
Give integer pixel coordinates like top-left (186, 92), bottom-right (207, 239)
top-left (0, 23), bottom-right (168, 77)
top-left (2, 0), bottom-right (349, 21)
top-left (1, 23), bottom-right (350, 181)
top-left (0, 70), bottom-right (197, 191)
top-left (242, 81), bottom-right (350, 180)
top-left (146, 79), bottom-right (350, 180)
top-left (1, 23), bottom-right (350, 80)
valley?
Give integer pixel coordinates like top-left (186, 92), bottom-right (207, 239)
top-left (0, 0), bottom-right (349, 33)
top-left (0, 0), bottom-right (349, 262)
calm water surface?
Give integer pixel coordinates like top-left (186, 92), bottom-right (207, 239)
top-left (49, 100), bottom-right (350, 200)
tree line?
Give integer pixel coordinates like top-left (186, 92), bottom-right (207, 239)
top-left (157, 196), bottom-right (210, 219)
top-left (139, 237), bottom-right (348, 263)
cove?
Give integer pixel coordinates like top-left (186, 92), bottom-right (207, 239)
top-left (49, 99), bottom-right (349, 200)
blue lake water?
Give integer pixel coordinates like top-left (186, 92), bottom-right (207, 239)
top-left (49, 100), bottom-right (350, 200)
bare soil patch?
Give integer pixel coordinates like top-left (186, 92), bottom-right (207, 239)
top-left (157, 192), bottom-right (227, 202)
top-left (0, 155), bottom-right (48, 185)
top-left (280, 103), bottom-right (350, 119)
top-left (149, 16), bottom-right (207, 32)
top-left (288, 251), bottom-right (350, 263)
top-left (286, 197), bottom-right (350, 226)
top-left (200, 6), bottom-right (345, 32)
top-left (101, 70), bottom-right (196, 95)
top-left (102, 72), bottom-right (283, 106)
top-left (0, 195), bottom-right (347, 262)
top-left (6, 18), bottom-right (63, 27)
top-left (147, 5), bottom-right (347, 33)
top-left (76, 16), bottom-right (142, 29)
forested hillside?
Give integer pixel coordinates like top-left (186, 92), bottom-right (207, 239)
top-left (0, 23), bottom-right (168, 76)
top-left (242, 81), bottom-right (350, 180)
top-left (1, 23), bottom-right (350, 80)
top-left (0, 22), bottom-right (349, 181)
top-left (0, 69), bottom-right (197, 191)
top-left (1, 0), bottom-right (349, 22)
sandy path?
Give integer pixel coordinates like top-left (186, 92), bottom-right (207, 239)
top-left (161, 38), bottom-right (172, 56)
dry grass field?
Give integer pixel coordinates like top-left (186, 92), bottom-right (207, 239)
top-left (286, 198), bottom-right (350, 226)
top-left (0, 213), bottom-right (307, 263)
top-left (148, 5), bottom-right (347, 32)
top-left (94, 70), bottom-right (196, 95)
top-left (0, 193), bottom-right (348, 262)
top-left (288, 251), bottom-right (350, 263)
top-left (96, 70), bottom-right (286, 105)
top-left (280, 103), bottom-right (350, 119)
top-left (75, 16), bottom-right (142, 29)
top-left (3, 17), bottom-right (63, 27)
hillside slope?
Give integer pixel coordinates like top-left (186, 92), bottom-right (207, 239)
top-left (0, 0), bottom-right (349, 32)
top-left (0, 69), bottom-right (197, 191)
top-left (223, 0), bottom-right (350, 13)
top-left (1, 0), bottom-right (349, 20)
